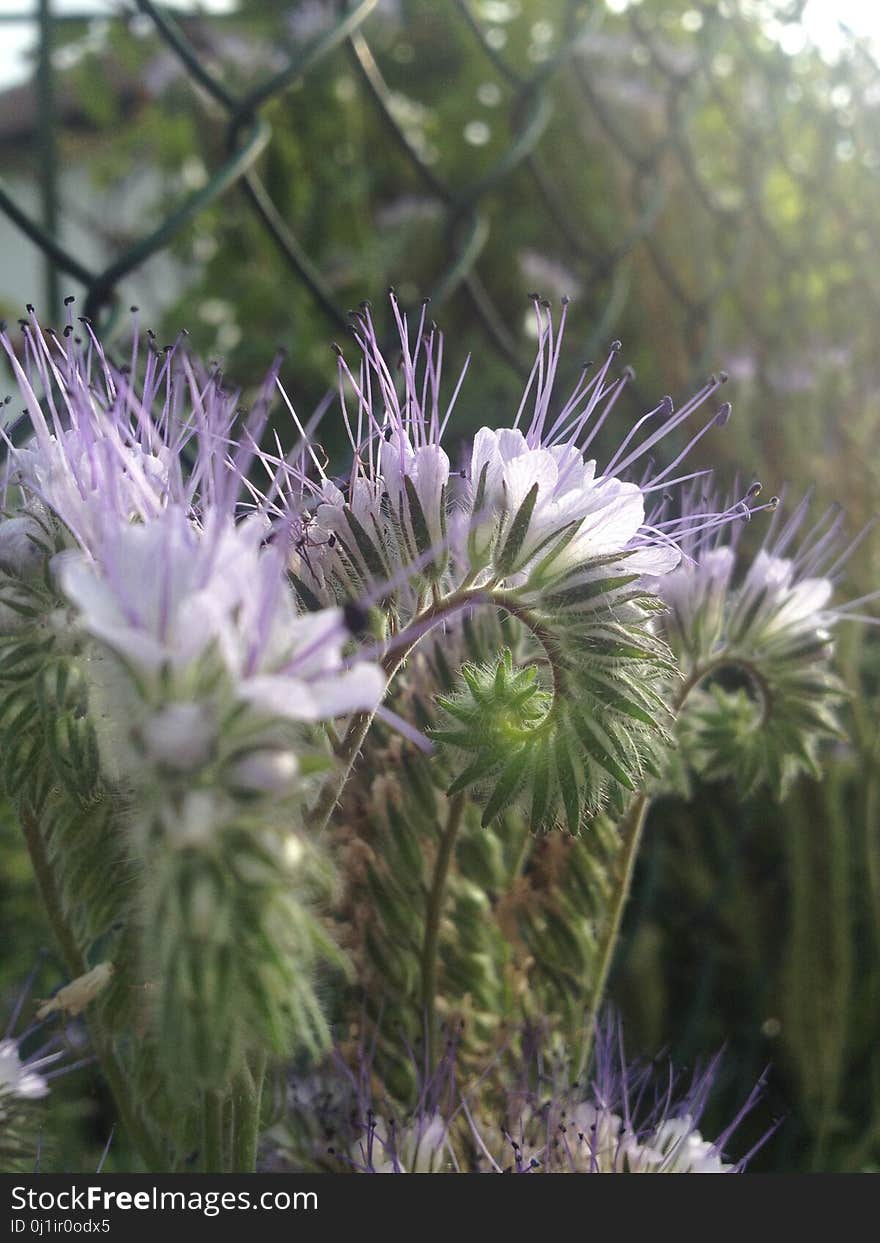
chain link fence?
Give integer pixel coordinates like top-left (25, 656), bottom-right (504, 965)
top-left (2, 2), bottom-right (878, 437)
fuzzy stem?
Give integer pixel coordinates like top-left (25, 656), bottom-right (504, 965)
top-left (580, 655), bottom-right (736, 1069)
top-left (581, 791), bottom-right (651, 1070)
top-left (310, 708), bottom-right (376, 836)
top-left (203, 1091), bottom-right (226, 1172)
top-left (420, 791), bottom-right (467, 1069)
top-left (20, 805), bottom-right (167, 1172)
top-left (231, 1053), bottom-right (267, 1173)
top-left (309, 586), bottom-right (484, 837)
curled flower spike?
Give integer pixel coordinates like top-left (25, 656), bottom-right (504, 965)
top-left (244, 294), bottom-right (746, 831)
top-left (650, 484), bottom-right (878, 797)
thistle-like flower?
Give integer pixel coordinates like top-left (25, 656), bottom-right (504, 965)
top-left (259, 294), bottom-right (759, 831)
top-left (1, 973), bottom-right (71, 1170)
top-left (283, 1017), bottom-right (772, 1174)
top-left (469, 1019), bottom-right (770, 1173)
top-left (0, 307), bottom-right (387, 1099)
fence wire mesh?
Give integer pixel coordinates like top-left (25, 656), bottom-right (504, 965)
top-left (0, 0), bottom-right (879, 522)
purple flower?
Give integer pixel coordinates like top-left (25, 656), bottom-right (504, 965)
top-left (261, 295), bottom-right (741, 630)
top-left (284, 1017), bottom-right (773, 1174)
top-left (651, 484), bottom-right (878, 659)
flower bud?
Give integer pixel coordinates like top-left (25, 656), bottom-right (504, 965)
top-left (228, 748), bottom-right (299, 795)
top-left (162, 790), bottom-right (220, 849)
top-left (140, 702), bottom-right (215, 772)
top-left (0, 514), bottom-right (48, 579)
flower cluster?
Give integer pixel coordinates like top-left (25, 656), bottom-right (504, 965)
top-left (0, 292), bottom-right (867, 1173)
top-left (0, 308), bottom-right (386, 1097)
top-left (265, 296), bottom-right (761, 831)
top-left (1, 973), bottom-right (72, 1170)
top-left (649, 485), bottom-right (878, 796)
top-left (281, 1017), bottom-right (771, 1174)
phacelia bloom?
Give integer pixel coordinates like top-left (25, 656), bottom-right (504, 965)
top-left (284, 1017), bottom-right (772, 1173)
top-left (647, 487), bottom-right (878, 796)
top-left (267, 295), bottom-right (758, 630)
top-left (56, 508), bottom-right (382, 721)
top-left (1, 971), bottom-right (75, 1171)
top-left (0, 1039), bottom-right (51, 1109)
top-left (465, 1016), bottom-right (772, 1174)
top-left (1, 309), bottom-right (386, 792)
top-left (653, 485), bottom-right (878, 661)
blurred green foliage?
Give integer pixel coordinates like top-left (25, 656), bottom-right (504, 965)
top-left (1, 0), bottom-right (878, 1170)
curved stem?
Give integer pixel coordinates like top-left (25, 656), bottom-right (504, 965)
top-left (420, 791), bottom-right (467, 1070)
top-left (309, 707), bottom-right (376, 836)
top-left (579, 648), bottom-right (770, 1069)
top-left (674, 651), bottom-right (774, 721)
top-left (309, 584), bottom-right (569, 840)
top-left (20, 806), bottom-right (167, 1172)
top-left (488, 591), bottom-right (569, 699)
top-left (308, 586), bottom-right (484, 838)
top-left (580, 791), bottom-right (651, 1071)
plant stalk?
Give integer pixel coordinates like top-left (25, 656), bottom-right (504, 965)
top-left (231, 1053), bottom-right (267, 1173)
top-left (580, 791), bottom-right (651, 1070)
top-left (420, 791), bottom-right (467, 1069)
top-left (20, 806), bottom-right (167, 1172)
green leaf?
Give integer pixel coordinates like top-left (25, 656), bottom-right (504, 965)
top-left (496, 482), bottom-right (540, 576)
top-left (569, 706), bottom-right (637, 790)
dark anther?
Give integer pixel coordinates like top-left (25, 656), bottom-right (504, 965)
top-left (383, 427), bottom-right (393, 441)
top-left (77, 316), bottom-right (92, 325)
top-left (527, 291), bottom-right (540, 300)
top-left (63, 326), bottom-right (73, 338)
top-left (64, 295), bottom-right (76, 306)
top-left (26, 303), bottom-right (34, 313)
top-left (130, 305), bottom-right (139, 313)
